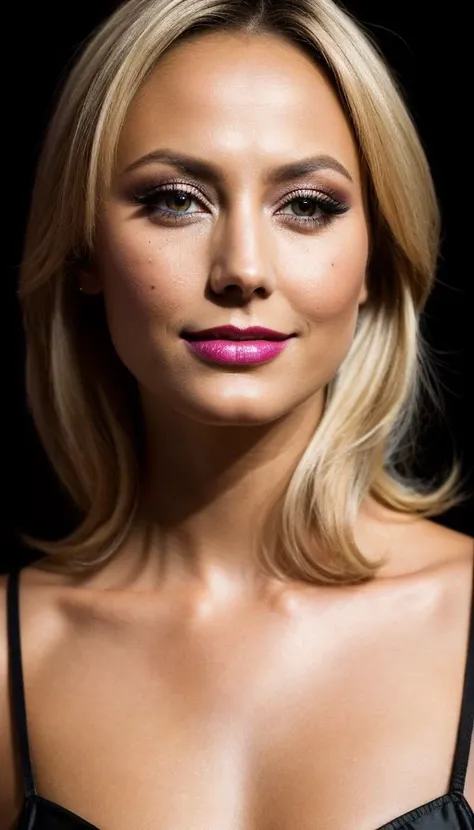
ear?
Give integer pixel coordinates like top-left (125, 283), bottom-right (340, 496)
top-left (77, 260), bottom-right (103, 296)
top-left (358, 273), bottom-right (369, 306)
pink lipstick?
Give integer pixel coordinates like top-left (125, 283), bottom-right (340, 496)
top-left (181, 325), bottom-right (295, 366)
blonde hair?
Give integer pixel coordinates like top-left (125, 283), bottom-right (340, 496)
top-left (18, 0), bottom-right (468, 584)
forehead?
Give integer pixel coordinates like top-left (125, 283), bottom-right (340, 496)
top-left (117, 32), bottom-right (361, 183)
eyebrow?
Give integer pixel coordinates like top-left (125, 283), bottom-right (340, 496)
top-left (121, 149), bottom-right (354, 185)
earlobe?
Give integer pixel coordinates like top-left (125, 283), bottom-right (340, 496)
top-left (77, 266), bottom-right (103, 296)
top-left (358, 276), bottom-right (369, 306)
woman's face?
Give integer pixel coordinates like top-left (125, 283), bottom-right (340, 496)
top-left (86, 32), bottom-right (369, 426)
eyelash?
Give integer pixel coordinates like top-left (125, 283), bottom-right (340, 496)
top-left (132, 181), bottom-right (349, 229)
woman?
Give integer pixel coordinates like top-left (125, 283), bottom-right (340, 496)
top-left (1, 0), bottom-right (473, 827)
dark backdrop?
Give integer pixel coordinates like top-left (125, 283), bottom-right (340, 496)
top-left (3, 1), bottom-right (472, 573)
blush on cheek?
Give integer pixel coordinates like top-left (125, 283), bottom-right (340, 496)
top-left (301, 266), bottom-right (367, 323)
top-left (287, 217), bottom-right (368, 319)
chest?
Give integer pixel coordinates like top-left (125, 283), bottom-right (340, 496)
top-left (20, 585), bottom-right (465, 830)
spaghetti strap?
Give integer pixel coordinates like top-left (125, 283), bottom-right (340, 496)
top-left (449, 544), bottom-right (474, 794)
top-left (6, 567), bottom-right (37, 799)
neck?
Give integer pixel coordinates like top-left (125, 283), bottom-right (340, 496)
top-left (126, 388), bottom-right (326, 597)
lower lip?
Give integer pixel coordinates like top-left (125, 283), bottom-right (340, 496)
top-left (183, 338), bottom-right (291, 365)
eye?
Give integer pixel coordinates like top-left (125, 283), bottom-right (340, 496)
top-left (131, 182), bottom-right (350, 230)
top-left (132, 183), bottom-right (206, 224)
top-left (276, 189), bottom-right (350, 229)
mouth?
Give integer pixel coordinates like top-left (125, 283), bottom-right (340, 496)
top-left (181, 326), bottom-right (295, 342)
top-left (181, 334), bottom-right (293, 366)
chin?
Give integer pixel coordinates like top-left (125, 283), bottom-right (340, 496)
top-left (157, 383), bottom-right (293, 425)
top-left (179, 401), bottom-right (292, 427)
top-left (172, 383), bottom-right (319, 427)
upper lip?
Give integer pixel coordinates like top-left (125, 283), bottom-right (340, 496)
top-left (182, 325), bottom-right (294, 341)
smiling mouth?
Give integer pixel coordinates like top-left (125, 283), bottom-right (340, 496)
top-left (181, 324), bottom-right (296, 342)
top-left (183, 333), bottom-right (293, 341)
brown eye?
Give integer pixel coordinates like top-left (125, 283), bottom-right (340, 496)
top-left (277, 189), bottom-right (350, 229)
top-left (163, 192), bottom-right (193, 212)
top-left (133, 184), bottom-right (205, 221)
top-left (291, 197), bottom-right (321, 218)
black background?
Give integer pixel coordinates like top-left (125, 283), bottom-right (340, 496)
top-left (3, 1), bottom-right (472, 573)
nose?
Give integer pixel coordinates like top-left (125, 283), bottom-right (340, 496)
top-left (208, 198), bottom-right (276, 302)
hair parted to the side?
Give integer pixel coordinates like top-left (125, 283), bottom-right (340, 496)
top-left (18, 0), bottom-right (468, 583)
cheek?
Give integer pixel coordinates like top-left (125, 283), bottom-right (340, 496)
top-left (287, 223), bottom-right (368, 323)
top-left (95, 209), bottom-right (368, 341)
top-left (96, 220), bottom-right (193, 327)
top-left (92, 216), bottom-right (199, 382)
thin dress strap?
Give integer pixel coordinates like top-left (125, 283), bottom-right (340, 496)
top-left (449, 543), bottom-right (474, 794)
top-left (6, 567), bottom-right (37, 799)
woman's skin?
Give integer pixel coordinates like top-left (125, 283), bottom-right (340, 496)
top-left (0, 31), bottom-right (472, 830)
top-left (83, 29), bottom-right (369, 598)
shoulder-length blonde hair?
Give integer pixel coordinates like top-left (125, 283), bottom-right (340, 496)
top-left (18, 0), bottom-right (467, 584)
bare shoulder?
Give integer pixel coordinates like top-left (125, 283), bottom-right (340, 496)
top-left (369, 509), bottom-right (474, 801)
top-left (0, 571), bottom-right (18, 823)
top-left (413, 515), bottom-right (474, 562)
top-left (0, 563), bottom-right (72, 825)
top-left (418, 519), bottom-right (474, 805)
top-left (412, 515), bottom-right (474, 630)
top-left (369, 507), bottom-right (474, 616)
top-left (406, 515), bottom-right (474, 581)
top-left (357, 497), bottom-right (474, 577)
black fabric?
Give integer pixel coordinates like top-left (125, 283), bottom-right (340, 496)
top-left (7, 561), bottom-right (474, 830)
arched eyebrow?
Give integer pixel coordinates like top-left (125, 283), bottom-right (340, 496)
top-left (121, 148), bottom-right (354, 185)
